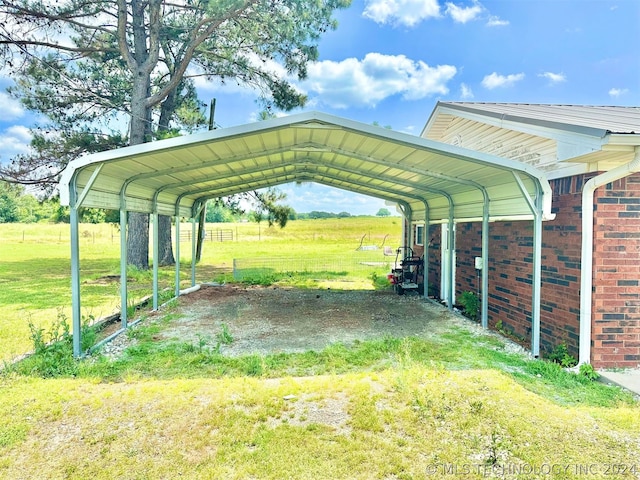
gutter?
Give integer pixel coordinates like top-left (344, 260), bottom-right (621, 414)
top-left (579, 146), bottom-right (640, 365)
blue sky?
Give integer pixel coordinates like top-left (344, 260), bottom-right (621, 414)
top-left (1, 0), bottom-right (639, 214)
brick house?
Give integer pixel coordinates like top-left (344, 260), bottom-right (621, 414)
top-left (418, 103), bottom-right (640, 369)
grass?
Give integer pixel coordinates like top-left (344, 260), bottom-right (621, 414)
top-left (0, 218), bottom-right (401, 362)
top-left (1, 364), bottom-right (638, 479)
top-left (4, 291), bottom-right (637, 479)
top-left (2, 218), bottom-right (640, 478)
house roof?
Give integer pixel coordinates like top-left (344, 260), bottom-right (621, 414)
top-left (425, 102), bottom-right (640, 137)
top-left (59, 111), bottom-right (552, 222)
top-left (422, 102), bottom-right (640, 178)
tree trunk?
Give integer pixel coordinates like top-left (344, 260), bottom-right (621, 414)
top-left (155, 87), bottom-right (179, 266)
top-left (127, 212), bottom-right (149, 269)
top-left (125, 53), bottom-right (153, 268)
top-left (158, 214), bottom-right (175, 266)
top-left (196, 206), bottom-right (206, 262)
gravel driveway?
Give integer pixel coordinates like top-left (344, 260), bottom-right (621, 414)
top-left (102, 284), bottom-right (528, 358)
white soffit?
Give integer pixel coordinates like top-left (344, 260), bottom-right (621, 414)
top-left (59, 111), bottom-right (552, 222)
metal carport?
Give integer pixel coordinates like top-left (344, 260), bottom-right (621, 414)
top-left (59, 111), bottom-right (554, 358)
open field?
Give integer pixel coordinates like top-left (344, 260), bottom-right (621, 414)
top-left (0, 217), bottom-right (401, 361)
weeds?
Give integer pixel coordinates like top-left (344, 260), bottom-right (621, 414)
top-left (242, 355), bottom-right (264, 376)
top-left (195, 334), bottom-right (211, 352)
top-left (457, 291), bottom-right (479, 319)
top-left (369, 271), bottom-right (391, 290)
top-left (546, 342), bottom-right (578, 368)
top-left (9, 311), bottom-right (97, 378)
top-left (217, 323), bottom-right (234, 345)
top-left (579, 363), bottom-right (599, 381)
top-left (485, 431), bottom-right (503, 466)
top-left (8, 318), bottom-right (633, 408)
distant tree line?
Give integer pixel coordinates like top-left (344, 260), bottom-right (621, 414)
top-left (1, 182), bottom-right (393, 224)
top-left (296, 211), bottom-right (351, 219)
top-left (1, 181), bottom-right (67, 223)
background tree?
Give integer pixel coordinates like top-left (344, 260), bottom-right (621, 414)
top-left (0, 0), bottom-right (351, 268)
top-left (0, 181), bottom-right (20, 223)
top-left (376, 208), bottom-right (391, 217)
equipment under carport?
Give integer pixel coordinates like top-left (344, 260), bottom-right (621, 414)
top-left (388, 247), bottom-right (424, 295)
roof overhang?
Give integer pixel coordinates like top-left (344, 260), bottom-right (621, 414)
top-left (59, 111), bottom-right (553, 223)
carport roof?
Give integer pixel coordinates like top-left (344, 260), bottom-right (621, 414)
top-left (59, 111), bottom-right (552, 222)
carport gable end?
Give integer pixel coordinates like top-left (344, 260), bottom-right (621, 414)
top-left (58, 110), bottom-right (553, 358)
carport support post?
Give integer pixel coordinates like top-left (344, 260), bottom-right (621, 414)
top-left (70, 200), bottom-right (82, 358)
top-left (512, 173), bottom-right (543, 358)
top-left (191, 216), bottom-right (197, 286)
top-left (152, 212), bottom-right (159, 310)
top-left (447, 207), bottom-right (455, 311)
top-left (120, 209), bottom-right (128, 328)
top-left (531, 193), bottom-right (542, 358)
top-left (175, 216), bottom-right (181, 298)
top-left (423, 202), bottom-right (429, 300)
top-left (481, 198), bottom-right (489, 329)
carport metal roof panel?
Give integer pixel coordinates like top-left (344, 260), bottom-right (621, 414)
top-left (59, 111), bottom-right (552, 222)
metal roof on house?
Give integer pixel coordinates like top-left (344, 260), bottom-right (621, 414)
top-left (426, 102), bottom-right (640, 137)
top-left (59, 111), bottom-right (552, 223)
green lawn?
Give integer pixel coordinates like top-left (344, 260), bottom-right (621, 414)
top-left (1, 364), bottom-right (638, 479)
top-left (2, 218), bottom-right (640, 479)
top-left (0, 218), bottom-right (401, 361)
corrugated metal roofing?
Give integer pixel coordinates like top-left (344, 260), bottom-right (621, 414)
top-left (432, 102), bottom-right (640, 136)
top-left (59, 111), bottom-right (552, 223)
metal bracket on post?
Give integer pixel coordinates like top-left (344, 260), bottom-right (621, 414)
top-left (75, 164), bottom-right (103, 207)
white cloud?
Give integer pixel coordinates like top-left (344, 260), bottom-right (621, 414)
top-left (303, 53), bottom-right (457, 109)
top-left (486, 15), bottom-right (509, 27)
top-left (363, 0), bottom-right (440, 27)
top-left (0, 125), bottom-right (32, 163)
top-left (481, 72), bottom-right (525, 89)
top-left (0, 92), bottom-right (25, 121)
top-left (609, 88), bottom-right (629, 98)
top-left (445, 1), bottom-right (484, 24)
top-left (538, 72), bottom-right (566, 84)
top-left (460, 83), bottom-right (474, 99)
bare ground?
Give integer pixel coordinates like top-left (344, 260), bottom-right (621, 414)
top-left (103, 284), bottom-right (528, 358)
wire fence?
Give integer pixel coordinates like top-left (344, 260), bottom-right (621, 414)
top-left (233, 252), bottom-right (397, 281)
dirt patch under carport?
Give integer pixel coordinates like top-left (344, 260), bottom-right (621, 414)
top-left (113, 285), bottom-right (501, 358)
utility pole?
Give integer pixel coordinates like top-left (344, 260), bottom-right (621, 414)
top-left (196, 99), bottom-right (216, 261)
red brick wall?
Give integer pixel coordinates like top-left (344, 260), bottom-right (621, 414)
top-left (411, 173), bottom-right (640, 368)
top-left (427, 176), bottom-right (587, 359)
top-left (592, 175), bottom-right (640, 368)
